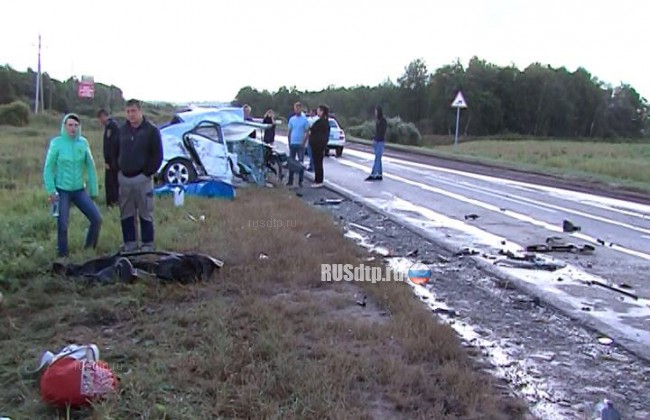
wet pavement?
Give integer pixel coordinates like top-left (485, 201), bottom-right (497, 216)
top-left (290, 183), bottom-right (650, 420)
top-left (272, 135), bottom-right (650, 364)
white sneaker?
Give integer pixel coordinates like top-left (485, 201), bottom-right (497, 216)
top-left (311, 183), bottom-right (324, 188)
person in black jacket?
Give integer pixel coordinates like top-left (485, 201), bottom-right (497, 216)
top-left (97, 109), bottom-right (120, 207)
top-left (365, 105), bottom-right (387, 181)
top-left (117, 99), bottom-right (163, 252)
top-left (307, 104), bottom-right (331, 188)
top-left (262, 109), bottom-right (276, 144)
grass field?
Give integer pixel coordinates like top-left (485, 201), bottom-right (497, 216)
top-left (0, 118), bottom-right (526, 419)
top-left (437, 139), bottom-right (650, 187)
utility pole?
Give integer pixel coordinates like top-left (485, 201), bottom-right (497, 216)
top-left (34, 34), bottom-right (42, 114)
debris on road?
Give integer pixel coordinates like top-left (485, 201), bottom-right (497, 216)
top-left (314, 197), bottom-right (344, 206)
top-left (562, 219), bottom-right (581, 233)
top-left (494, 253), bottom-right (566, 271)
top-left (349, 222), bottom-right (373, 233)
top-left (582, 279), bottom-right (640, 300)
top-left (456, 247), bottom-right (480, 256)
top-left (525, 243), bottom-right (595, 254)
top-left (259, 252), bottom-right (270, 260)
top-left (598, 337), bottom-right (614, 346)
top-left (405, 249), bottom-right (419, 257)
top-left (356, 295), bottom-right (367, 307)
top-left (371, 246), bottom-right (393, 257)
top-left (437, 254), bottom-right (450, 264)
top-left (464, 213), bottom-right (480, 221)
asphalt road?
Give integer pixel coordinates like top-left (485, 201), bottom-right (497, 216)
top-left (273, 135), bottom-right (650, 360)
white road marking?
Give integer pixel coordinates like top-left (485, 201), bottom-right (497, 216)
top-left (337, 158), bottom-right (650, 261)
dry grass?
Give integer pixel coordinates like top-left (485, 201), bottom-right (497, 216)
top-left (0, 122), bottom-right (527, 419)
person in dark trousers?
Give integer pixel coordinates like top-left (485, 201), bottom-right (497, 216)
top-left (117, 99), bottom-right (163, 252)
top-left (365, 105), bottom-right (387, 181)
top-left (97, 109), bottom-right (120, 207)
top-left (262, 109), bottom-right (276, 144)
top-left (307, 104), bottom-right (331, 188)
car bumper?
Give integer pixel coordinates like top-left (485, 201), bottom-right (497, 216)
top-left (327, 140), bottom-right (345, 148)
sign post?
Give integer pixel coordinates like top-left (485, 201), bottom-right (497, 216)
top-left (451, 91), bottom-right (467, 148)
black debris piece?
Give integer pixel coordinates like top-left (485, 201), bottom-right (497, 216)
top-left (456, 247), bottom-right (480, 257)
top-left (525, 243), bottom-right (595, 254)
top-left (562, 219), bottom-right (581, 233)
top-left (464, 214), bottom-right (480, 221)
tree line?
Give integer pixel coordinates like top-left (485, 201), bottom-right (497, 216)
top-left (233, 57), bottom-right (649, 139)
top-left (0, 64), bottom-right (126, 117)
top-left (2, 58), bottom-right (647, 139)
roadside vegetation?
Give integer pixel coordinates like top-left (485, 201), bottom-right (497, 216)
top-left (0, 119), bottom-right (527, 419)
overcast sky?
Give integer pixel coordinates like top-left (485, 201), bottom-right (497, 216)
top-left (1, 0), bottom-right (648, 104)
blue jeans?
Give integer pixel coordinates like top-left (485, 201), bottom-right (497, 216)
top-left (56, 188), bottom-right (102, 257)
top-left (305, 144), bottom-right (314, 170)
top-left (288, 144), bottom-right (304, 185)
top-left (371, 140), bottom-right (384, 176)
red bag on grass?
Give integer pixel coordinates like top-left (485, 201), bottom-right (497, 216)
top-left (38, 344), bottom-right (118, 407)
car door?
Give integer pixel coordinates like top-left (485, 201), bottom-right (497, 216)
top-left (186, 122), bottom-right (231, 181)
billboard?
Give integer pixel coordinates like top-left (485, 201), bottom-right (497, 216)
top-left (78, 75), bottom-right (94, 99)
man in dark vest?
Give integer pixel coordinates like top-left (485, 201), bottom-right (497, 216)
top-left (97, 109), bottom-right (120, 207)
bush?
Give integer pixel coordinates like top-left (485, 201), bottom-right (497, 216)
top-left (0, 101), bottom-right (30, 127)
top-left (387, 117), bottom-right (421, 146)
top-left (349, 117), bottom-right (422, 146)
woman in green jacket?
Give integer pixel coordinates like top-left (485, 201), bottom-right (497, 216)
top-left (43, 113), bottom-right (102, 257)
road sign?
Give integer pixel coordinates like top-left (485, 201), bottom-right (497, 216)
top-left (451, 91), bottom-right (467, 108)
top-left (78, 75), bottom-right (95, 99)
top-left (451, 91), bottom-right (467, 148)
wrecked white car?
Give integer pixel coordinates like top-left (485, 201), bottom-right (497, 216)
top-left (157, 107), bottom-right (271, 185)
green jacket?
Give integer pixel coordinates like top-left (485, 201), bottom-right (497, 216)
top-left (43, 113), bottom-right (99, 197)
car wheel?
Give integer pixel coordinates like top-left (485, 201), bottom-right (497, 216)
top-left (336, 147), bottom-right (343, 157)
top-left (163, 158), bottom-right (197, 185)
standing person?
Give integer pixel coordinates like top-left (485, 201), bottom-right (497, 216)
top-left (262, 109), bottom-right (276, 145)
top-left (307, 104), bottom-right (331, 188)
top-left (365, 105), bottom-right (387, 181)
top-left (117, 99), bottom-right (163, 252)
top-left (304, 108), bottom-right (316, 172)
top-left (286, 102), bottom-right (310, 187)
top-left (43, 113), bottom-right (102, 258)
top-left (243, 104), bottom-right (256, 139)
top-left (97, 109), bottom-right (120, 207)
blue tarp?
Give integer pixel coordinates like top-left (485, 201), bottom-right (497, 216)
top-left (154, 180), bottom-right (236, 200)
